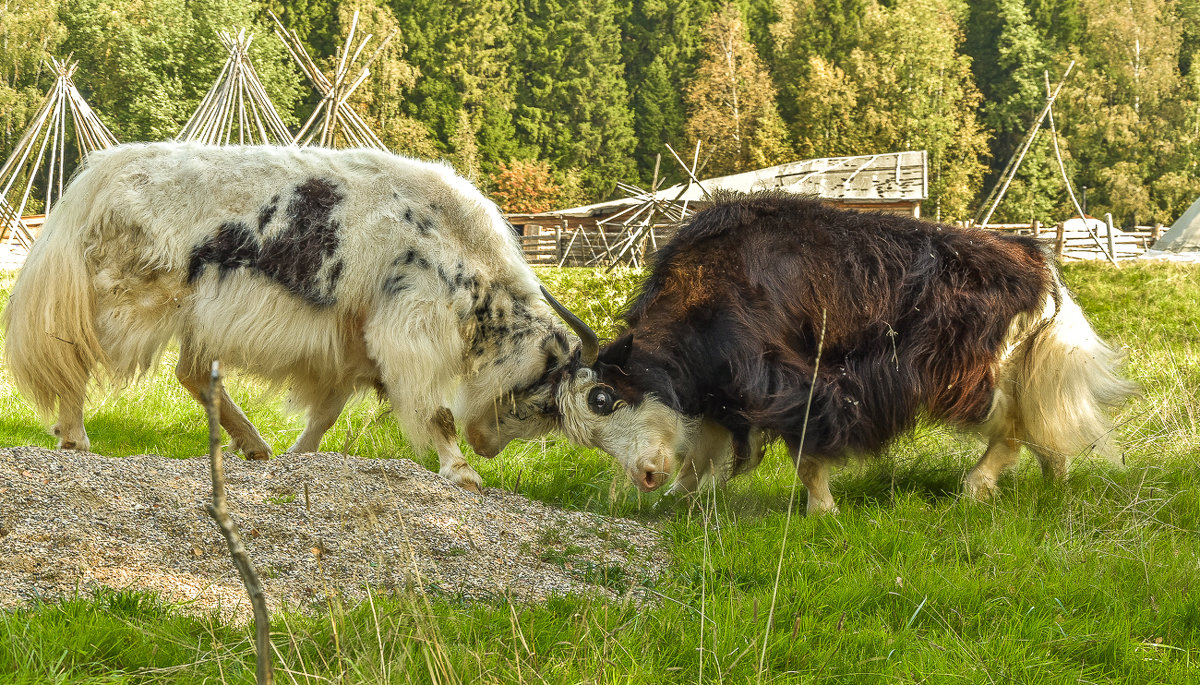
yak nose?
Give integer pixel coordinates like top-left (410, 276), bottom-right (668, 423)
top-left (466, 427), bottom-right (505, 459)
top-left (634, 455), bottom-right (670, 492)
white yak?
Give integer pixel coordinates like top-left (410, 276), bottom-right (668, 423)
top-left (4, 142), bottom-right (589, 492)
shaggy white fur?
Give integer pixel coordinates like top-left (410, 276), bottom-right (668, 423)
top-left (4, 143), bottom-right (577, 492)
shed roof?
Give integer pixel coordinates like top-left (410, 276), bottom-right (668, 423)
top-left (533, 150), bottom-right (927, 218)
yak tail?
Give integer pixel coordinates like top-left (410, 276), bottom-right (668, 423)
top-left (1009, 280), bottom-right (1138, 464)
top-left (3, 164), bottom-right (107, 423)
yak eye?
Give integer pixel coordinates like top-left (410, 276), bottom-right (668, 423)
top-left (587, 386), bottom-right (621, 416)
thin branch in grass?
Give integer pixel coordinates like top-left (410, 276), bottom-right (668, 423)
top-left (203, 360), bottom-right (274, 685)
top-left (757, 309), bottom-right (826, 682)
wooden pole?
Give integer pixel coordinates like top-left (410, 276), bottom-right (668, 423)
top-left (975, 61), bottom-right (1076, 226)
top-left (1055, 222), bottom-right (1065, 258)
top-left (1105, 213), bottom-right (1116, 261)
top-left (1152, 222), bottom-right (1162, 243)
top-left (1043, 72), bottom-right (1117, 265)
top-left (1032, 219), bottom-right (1041, 237)
top-left (204, 362), bottom-right (273, 685)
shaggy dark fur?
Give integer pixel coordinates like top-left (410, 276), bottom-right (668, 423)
top-left (595, 191), bottom-right (1053, 471)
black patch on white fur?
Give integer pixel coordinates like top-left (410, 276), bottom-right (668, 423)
top-left (187, 221), bottom-right (258, 283)
top-left (187, 178), bottom-right (345, 307)
top-left (257, 196), bottom-right (279, 233)
top-left (382, 272), bottom-right (409, 295)
top-left (380, 248), bottom-right (439, 297)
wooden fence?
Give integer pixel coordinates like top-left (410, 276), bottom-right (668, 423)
top-left (965, 219), bottom-right (1164, 261)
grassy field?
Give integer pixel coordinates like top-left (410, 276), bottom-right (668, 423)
top-left (1, 262), bottom-right (1199, 683)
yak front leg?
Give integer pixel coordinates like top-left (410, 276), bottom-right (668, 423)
top-left (431, 407), bottom-right (483, 494)
top-left (175, 356), bottom-right (272, 460)
top-left (795, 452), bottom-right (838, 515)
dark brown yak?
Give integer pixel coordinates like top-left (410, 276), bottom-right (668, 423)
top-left (545, 191), bottom-right (1136, 514)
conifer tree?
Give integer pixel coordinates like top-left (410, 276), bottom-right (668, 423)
top-left (685, 2), bottom-right (792, 176)
top-left (390, 0), bottom-right (524, 174)
top-left (964, 0), bottom-right (1062, 223)
top-left (513, 0), bottom-right (637, 199)
top-left (621, 0), bottom-right (716, 183)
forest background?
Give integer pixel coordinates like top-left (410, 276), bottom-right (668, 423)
top-left (1, 0), bottom-right (1198, 225)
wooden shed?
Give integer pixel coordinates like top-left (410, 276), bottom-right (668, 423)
top-left (509, 150), bottom-right (928, 266)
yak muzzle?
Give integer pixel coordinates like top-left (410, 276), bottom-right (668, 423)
top-left (466, 426), bottom-right (506, 459)
top-left (631, 453), bottom-right (672, 492)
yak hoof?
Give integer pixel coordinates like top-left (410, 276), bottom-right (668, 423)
top-left (442, 464), bottom-right (483, 495)
top-left (230, 437), bottom-right (272, 461)
top-left (962, 472), bottom-right (997, 501)
top-left (53, 425), bottom-right (90, 452)
top-left (806, 502), bottom-right (840, 516)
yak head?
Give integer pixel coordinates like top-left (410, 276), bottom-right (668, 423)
top-left (459, 319), bottom-right (573, 460)
top-left (539, 287), bottom-right (694, 492)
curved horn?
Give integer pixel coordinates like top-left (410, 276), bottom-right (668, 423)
top-left (540, 285), bottom-right (599, 365)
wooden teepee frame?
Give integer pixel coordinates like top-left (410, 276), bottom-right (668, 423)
top-left (590, 142), bottom-right (709, 269)
top-left (270, 11), bottom-right (392, 150)
top-left (178, 28), bottom-right (295, 146)
top-left (0, 57), bottom-right (117, 250)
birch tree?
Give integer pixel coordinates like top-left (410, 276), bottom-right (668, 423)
top-left (685, 2), bottom-right (792, 176)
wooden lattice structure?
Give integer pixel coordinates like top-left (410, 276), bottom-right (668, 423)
top-left (178, 29), bottom-right (294, 146)
top-left (0, 57), bottom-right (117, 255)
top-left (271, 11), bottom-right (391, 150)
top-left (512, 149), bottom-right (928, 267)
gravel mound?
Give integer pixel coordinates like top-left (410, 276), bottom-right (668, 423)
top-left (0, 447), bottom-right (667, 619)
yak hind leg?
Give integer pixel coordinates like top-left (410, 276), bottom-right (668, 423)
top-left (1033, 447), bottom-right (1067, 482)
top-left (287, 389), bottom-right (352, 454)
top-left (795, 452), bottom-right (838, 515)
top-left (53, 385), bottom-right (90, 452)
top-left (963, 434), bottom-right (1022, 500)
top-left (430, 407), bottom-right (482, 494)
top-left (175, 356), bottom-right (272, 460)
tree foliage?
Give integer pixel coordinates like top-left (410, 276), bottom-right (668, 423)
top-left (59, 0), bottom-right (302, 143)
top-left (0, 0), bottom-right (67, 152)
top-left (513, 0), bottom-right (638, 197)
top-left (322, 0), bottom-right (435, 158)
top-left (620, 0), bottom-right (716, 183)
top-left (779, 0), bottom-right (989, 219)
top-left (1057, 0), bottom-right (1200, 224)
top-left (685, 2), bottom-right (791, 176)
top-left (488, 159), bottom-right (564, 213)
top-left (0, 0), bottom-right (1198, 217)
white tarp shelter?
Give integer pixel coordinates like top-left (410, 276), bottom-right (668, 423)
top-left (1144, 195), bottom-right (1200, 261)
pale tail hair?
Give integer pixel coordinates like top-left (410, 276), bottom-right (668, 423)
top-left (995, 277), bottom-right (1138, 464)
top-left (3, 164), bottom-right (108, 422)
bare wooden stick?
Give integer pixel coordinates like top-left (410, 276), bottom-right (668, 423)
top-left (203, 361), bottom-right (274, 685)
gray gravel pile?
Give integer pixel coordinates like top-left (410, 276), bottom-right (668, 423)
top-left (0, 447), bottom-right (667, 619)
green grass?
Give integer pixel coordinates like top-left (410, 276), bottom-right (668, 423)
top-left (2, 263), bottom-right (1200, 683)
